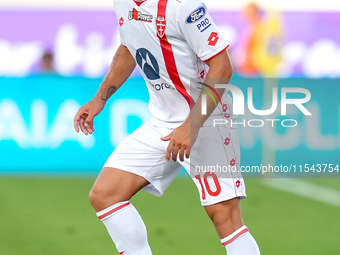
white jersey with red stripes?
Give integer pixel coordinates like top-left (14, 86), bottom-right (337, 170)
top-left (114, 0), bottom-right (230, 127)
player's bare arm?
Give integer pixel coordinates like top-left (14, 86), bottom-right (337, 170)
top-left (162, 50), bottom-right (233, 162)
top-left (73, 44), bottom-right (136, 135)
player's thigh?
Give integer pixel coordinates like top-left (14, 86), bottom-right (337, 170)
top-left (89, 167), bottom-right (149, 211)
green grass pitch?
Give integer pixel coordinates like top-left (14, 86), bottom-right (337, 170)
top-left (0, 177), bottom-right (339, 254)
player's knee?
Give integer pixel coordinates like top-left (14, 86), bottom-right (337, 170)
top-left (89, 187), bottom-right (100, 208)
top-left (205, 199), bottom-right (242, 225)
top-left (89, 187), bottom-right (111, 210)
top-left (213, 210), bottom-right (233, 227)
top-left (89, 186), bottom-right (124, 210)
top-left (209, 207), bottom-right (232, 225)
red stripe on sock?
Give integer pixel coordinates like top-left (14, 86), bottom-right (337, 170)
top-left (98, 202), bottom-right (131, 220)
top-left (222, 228), bottom-right (249, 246)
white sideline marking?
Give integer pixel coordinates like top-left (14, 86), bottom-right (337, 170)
top-left (263, 179), bottom-right (340, 207)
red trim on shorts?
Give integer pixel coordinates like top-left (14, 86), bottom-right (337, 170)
top-left (221, 227), bottom-right (249, 246)
top-left (203, 45), bottom-right (230, 62)
top-left (157, 0), bottom-right (195, 109)
top-left (98, 202), bottom-right (131, 220)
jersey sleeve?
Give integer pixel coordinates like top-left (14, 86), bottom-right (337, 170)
top-left (114, 0), bottom-right (127, 46)
top-left (176, 0), bottom-right (229, 62)
top-left (118, 25), bottom-right (127, 47)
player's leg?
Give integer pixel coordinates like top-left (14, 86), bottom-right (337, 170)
top-left (183, 125), bottom-right (260, 254)
top-left (90, 167), bottom-right (149, 211)
top-left (204, 198), bottom-right (260, 255)
top-left (190, 173), bottom-right (260, 254)
top-left (89, 167), bottom-right (152, 255)
top-left (204, 197), bottom-right (243, 238)
top-left (89, 121), bottom-right (182, 255)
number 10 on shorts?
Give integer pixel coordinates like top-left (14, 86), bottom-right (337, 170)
top-left (195, 172), bottom-right (221, 200)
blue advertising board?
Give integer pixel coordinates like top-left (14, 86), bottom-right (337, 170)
top-left (0, 76), bottom-right (339, 176)
top-left (0, 75), bottom-right (150, 175)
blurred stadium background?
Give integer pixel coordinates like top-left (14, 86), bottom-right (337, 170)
top-left (0, 0), bottom-right (339, 254)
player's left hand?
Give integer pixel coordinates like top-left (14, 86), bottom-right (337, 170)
top-left (161, 122), bottom-right (199, 162)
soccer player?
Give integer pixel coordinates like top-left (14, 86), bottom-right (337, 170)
top-left (74, 0), bottom-right (261, 254)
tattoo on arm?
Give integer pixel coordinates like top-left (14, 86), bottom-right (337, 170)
top-left (102, 86), bottom-right (117, 102)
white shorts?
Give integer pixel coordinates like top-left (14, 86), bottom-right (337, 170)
top-left (104, 120), bottom-right (246, 206)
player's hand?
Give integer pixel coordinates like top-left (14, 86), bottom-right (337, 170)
top-left (161, 122), bottom-right (199, 162)
top-left (74, 98), bottom-right (105, 135)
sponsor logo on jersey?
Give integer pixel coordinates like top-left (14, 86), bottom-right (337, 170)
top-left (186, 7), bottom-right (206, 24)
top-left (197, 18), bottom-right (211, 32)
top-left (200, 70), bottom-right (205, 78)
top-left (235, 180), bottom-right (241, 188)
top-left (119, 17), bottom-right (124, 27)
top-left (222, 104), bottom-right (228, 113)
top-left (156, 16), bottom-right (166, 38)
top-left (149, 82), bottom-right (175, 92)
top-left (208, 32), bottom-right (219, 46)
top-left (136, 48), bottom-right (160, 80)
top-left (128, 8), bottom-right (153, 22)
top-left (224, 137), bottom-right (231, 146)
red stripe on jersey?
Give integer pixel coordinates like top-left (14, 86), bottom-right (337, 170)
top-left (203, 45), bottom-right (230, 62)
top-left (221, 227), bottom-right (249, 246)
top-left (157, 0), bottom-right (195, 109)
top-left (98, 202), bottom-right (131, 220)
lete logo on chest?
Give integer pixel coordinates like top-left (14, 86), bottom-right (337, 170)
top-left (186, 7), bottom-right (206, 24)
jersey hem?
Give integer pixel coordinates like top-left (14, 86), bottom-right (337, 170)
top-left (203, 44), bottom-right (230, 62)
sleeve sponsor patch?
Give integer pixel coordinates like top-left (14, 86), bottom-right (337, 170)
top-left (186, 6), bottom-right (206, 24)
top-left (197, 17), bottom-right (211, 32)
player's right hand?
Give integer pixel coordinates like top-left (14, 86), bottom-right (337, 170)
top-left (73, 98), bottom-right (105, 135)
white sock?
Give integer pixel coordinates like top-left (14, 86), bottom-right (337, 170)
top-left (221, 225), bottom-right (260, 255)
top-left (96, 201), bottom-right (152, 255)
